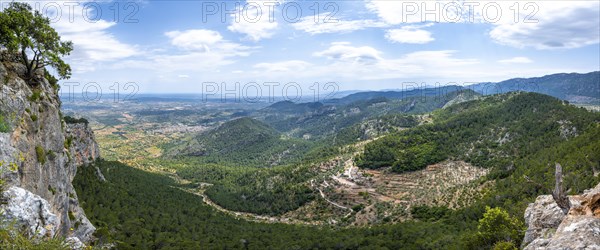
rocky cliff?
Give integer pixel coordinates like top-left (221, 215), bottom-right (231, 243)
top-left (523, 182), bottom-right (600, 249)
top-left (0, 51), bottom-right (98, 246)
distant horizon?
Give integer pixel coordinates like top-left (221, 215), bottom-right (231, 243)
top-left (58, 70), bottom-right (599, 96)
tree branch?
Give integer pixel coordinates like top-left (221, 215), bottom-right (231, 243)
top-left (27, 49), bottom-right (38, 77)
top-left (552, 163), bottom-right (571, 214)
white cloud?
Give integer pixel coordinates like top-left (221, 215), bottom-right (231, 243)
top-left (364, 0), bottom-right (599, 50)
top-left (113, 29), bottom-right (254, 75)
top-left (116, 52), bottom-right (236, 74)
top-left (314, 42), bottom-right (382, 64)
top-left (292, 13), bottom-right (387, 34)
top-left (46, 1), bottom-right (137, 72)
top-left (385, 24), bottom-right (434, 44)
top-left (498, 57), bottom-right (533, 64)
top-left (254, 60), bottom-right (312, 72)
top-left (227, 1), bottom-right (278, 41)
top-left (489, 1), bottom-right (600, 50)
top-left (165, 30), bottom-right (224, 51)
top-left (164, 29), bottom-right (253, 57)
top-left (310, 42), bottom-right (482, 81)
top-left (365, 1), bottom-right (461, 24)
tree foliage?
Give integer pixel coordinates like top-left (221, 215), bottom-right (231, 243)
top-left (74, 160), bottom-right (471, 249)
top-left (476, 207), bottom-right (524, 247)
top-left (357, 92), bottom-right (600, 173)
top-left (0, 2), bottom-right (73, 80)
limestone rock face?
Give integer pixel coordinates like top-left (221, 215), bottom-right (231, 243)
top-left (65, 123), bottom-right (100, 167)
top-left (523, 195), bottom-right (567, 246)
top-left (0, 53), bottom-right (99, 244)
top-left (523, 183), bottom-right (600, 250)
top-left (2, 186), bottom-right (59, 238)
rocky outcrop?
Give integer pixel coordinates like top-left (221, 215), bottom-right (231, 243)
top-left (523, 183), bottom-right (600, 249)
top-left (0, 52), bottom-right (99, 244)
top-left (2, 186), bottom-right (59, 238)
top-left (66, 123), bottom-right (100, 167)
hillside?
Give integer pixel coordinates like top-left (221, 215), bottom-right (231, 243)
top-left (165, 117), bottom-right (312, 167)
top-left (256, 89), bottom-right (480, 140)
top-left (357, 92), bottom-right (600, 173)
top-left (470, 71), bottom-right (600, 104)
top-left (329, 85), bottom-right (465, 105)
top-left (262, 101), bottom-right (324, 114)
top-left (73, 160), bottom-right (472, 249)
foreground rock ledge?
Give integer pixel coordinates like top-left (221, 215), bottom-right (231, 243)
top-left (523, 182), bottom-right (600, 249)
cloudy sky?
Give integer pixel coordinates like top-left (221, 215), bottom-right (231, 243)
top-left (27, 0), bottom-right (600, 93)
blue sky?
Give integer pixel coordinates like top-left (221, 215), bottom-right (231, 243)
top-left (30, 0), bottom-right (600, 94)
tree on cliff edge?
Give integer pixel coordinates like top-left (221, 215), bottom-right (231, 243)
top-left (0, 2), bottom-right (73, 81)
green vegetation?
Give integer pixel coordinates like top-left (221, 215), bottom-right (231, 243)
top-left (0, 114), bottom-right (9, 133)
top-left (166, 114), bottom-right (420, 215)
top-left (71, 90), bottom-right (599, 249)
top-left (476, 207), bottom-right (524, 247)
top-left (28, 89), bottom-right (42, 102)
top-left (166, 117), bottom-right (313, 168)
top-left (63, 116), bottom-right (89, 125)
top-left (177, 162), bottom-right (315, 215)
top-left (470, 71), bottom-right (600, 104)
top-left (492, 241), bottom-right (518, 250)
top-left (0, 227), bottom-right (68, 250)
top-left (64, 136), bottom-right (73, 150)
top-left (0, 2), bottom-right (73, 80)
top-left (333, 85), bottom-right (465, 105)
top-left (357, 92), bottom-right (600, 173)
top-left (74, 160), bottom-right (481, 249)
top-left (259, 90), bottom-right (476, 140)
top-left (411, 205), bottom-right (452, 222)
top-left (35, 145), bottom-right (46, 165)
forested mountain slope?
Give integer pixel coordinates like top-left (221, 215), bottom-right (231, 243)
top-left (470, 71), bottom-right (599, 104)
top-left (329, 85), bottom-right (465, 105)
top-left (357, 92), bottom-right (600, 173)
top-left (73, 160), bottom-right (475, 249)
top-left (257, 89), bottom-right (479, 140)
top-left (165, 117), bottom-right (313, 167)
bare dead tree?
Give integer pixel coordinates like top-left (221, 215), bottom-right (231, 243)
top-left (552, 163), bottom-right (571, 214)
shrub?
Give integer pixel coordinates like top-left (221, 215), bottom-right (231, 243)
top-left (0, 114), bottom-right (9, 133)
top-left (352, 204), bottom-right (364, 212)
top-left (477, 206), bottom-right (524, 247)
top-left (28, 89), bottom-right (42, 102)
top-left (30, 114), bottom-right (37, 122)
top-left (0, 224), bottom-right (69, 249)
top-left (411, 205), bottom-right (451, 221)
top-left (35, 145), bottom-right (46, 165)
top-left (63, 116), bottom-right (88, 125)
top-left (64, 136), bottom-right (73, 149)
top-left (45, 71), bottom-right (59, 93)
top-left (492, 241), bottom-right (518, 250)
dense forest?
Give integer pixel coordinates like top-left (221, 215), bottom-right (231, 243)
top-left (177, 162), bottom-right (316, 215)
top-left (357, 92), bottom-right (600, 173)
top-left (164, 117), bottom-right (314, 168)
top-left (74, 160), bottom-right (523, 249)
top-left (470, 71), bottom-right (600, 104)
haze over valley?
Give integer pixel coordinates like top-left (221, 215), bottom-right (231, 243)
top-left (1, 1), bottom-right (599, 249)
